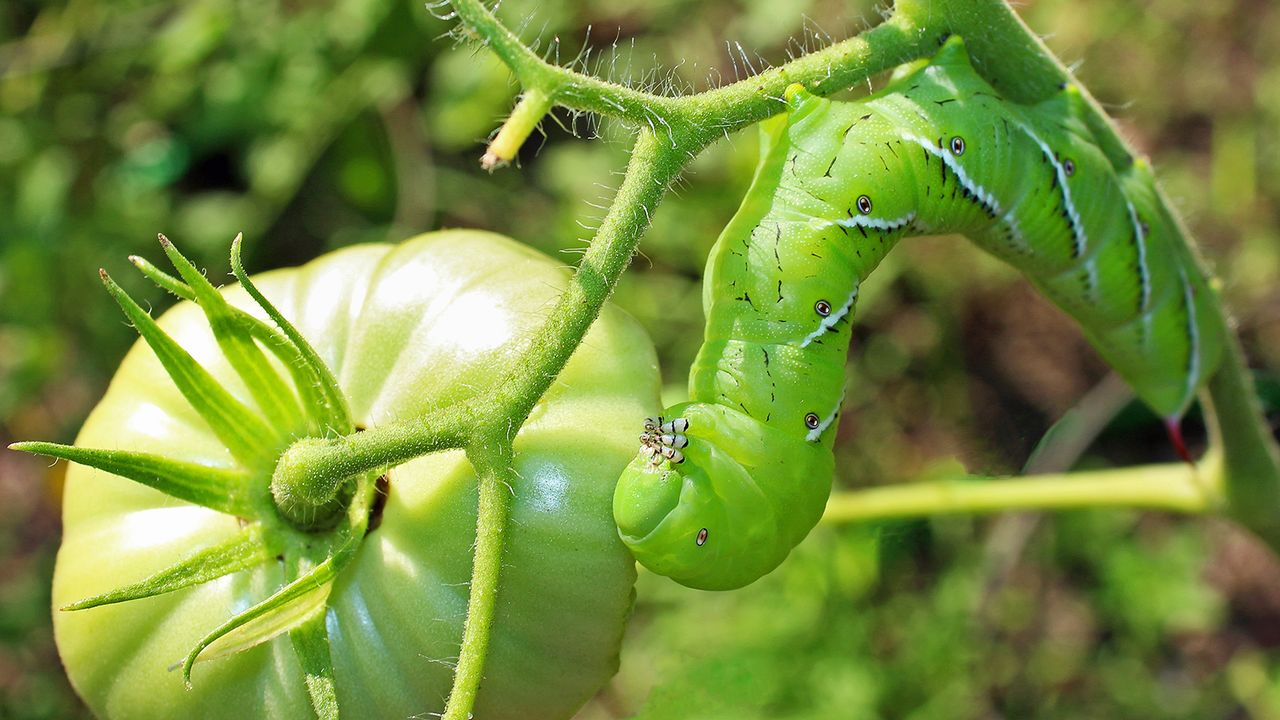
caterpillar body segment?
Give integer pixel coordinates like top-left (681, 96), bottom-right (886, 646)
top-left (614, 36), bottom-right (1224, 591)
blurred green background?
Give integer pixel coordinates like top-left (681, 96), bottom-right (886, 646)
top-left (2, 0), bottom-right (1279, 717)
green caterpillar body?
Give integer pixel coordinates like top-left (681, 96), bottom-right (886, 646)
top-left (613, 36), bottom-right (1226, 591)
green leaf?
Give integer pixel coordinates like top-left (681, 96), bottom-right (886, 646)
top-left (160, 235), bottom-right (305, 434)
top-left (231, 234), bottom-right (353, 435)
top-left (61, 524), bottom-right (272, 610)
top-left (9, 441), bottom-right (261, 517)
top-left (289, 604), bottom-right (340, 720)
top-left (100, 269), bottom-right (279, 468)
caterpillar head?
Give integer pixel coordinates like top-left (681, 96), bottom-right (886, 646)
top-left (613, 402), bottom-right (833, 590)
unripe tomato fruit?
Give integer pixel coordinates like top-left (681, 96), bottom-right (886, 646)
top-left (51, 231), bottom-right (659, 718)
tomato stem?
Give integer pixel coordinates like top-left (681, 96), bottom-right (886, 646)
top-left (269, 413), bottom-right (469, 529)
top-left (442, 443), bottom-right (516, 720)
top-left (822, 462), bottom-right (1222, 525)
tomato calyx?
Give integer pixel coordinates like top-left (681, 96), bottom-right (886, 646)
top-left (11, 233), bottom-right (372, 712)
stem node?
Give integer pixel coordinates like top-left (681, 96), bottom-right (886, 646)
top-left (270, 438), bottom-right (353, 531)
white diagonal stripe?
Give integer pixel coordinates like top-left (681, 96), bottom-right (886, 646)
top-left (1123, 199), bottom-right (1153, 345)
top-left (901, 133), bottom-right (1003, 216)
top-left (833, 211), bottom-right (917, 231)
top-left (1014, 122), bottom-right (1088, 260)
top-left (800, 286), bottom-right (858, 348)
top-left (806, 385), bottom-right (845, 442)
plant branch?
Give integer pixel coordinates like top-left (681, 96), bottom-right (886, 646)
top-left (487, 128), bottom-right (681, 425)
top-left (910, 0), bottom-right (1134, 167)
top-left (451, 0), bottom-right (944, 151)
top-left (822, 460), bottom-right (1223, 524)
top-left (449, 0), bottom-right (683, 127)
top-left (442, 442), bottom-right (517, 720)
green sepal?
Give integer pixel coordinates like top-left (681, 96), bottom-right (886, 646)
top-left (241, 319), bottom-right (345, 439)
top-left (231, 235), bottom-right (353, 436)
top-left (289, 597), bottom-right (340, 719)
top-left (180, 474), bottom-right (377, 684)
top-left (158, 235), bottom-right (305, 435)
top-left (60, 523), bottom-right (272, 611)
top-left (179, 569), bottom-right (331, 686)
top-left (129, 253), bottom-right (340, 433)
top-left (100, 269), bottom-right (278, 469)
top-left (9, 441), bottom-right (261, 517)
top-left (180, 534), bottom-right (350, 685)
top-left (129, 254), bottom-right (196, 301)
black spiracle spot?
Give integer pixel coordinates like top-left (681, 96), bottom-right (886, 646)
top-left (1063, 158), bottom-right (1076, 177)
top-left (804, 412), bottom-right (821, 430)
top-left (856, 195), bottom-right (873, 214)
top-left (950, 136), bottom-right (965, 156)
top-left (814, 299), bottom-right (832, 317)
top-left (696, 528), bottom-right (708, 546)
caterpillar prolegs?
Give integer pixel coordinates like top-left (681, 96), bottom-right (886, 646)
top-left (613, 36), bottom-right (1226, 590)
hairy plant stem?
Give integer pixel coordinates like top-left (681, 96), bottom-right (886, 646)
top-left (269, 408), bottom-right (469, 528)
top-left (488, 129), bottom-right (683, 424)
top-left (267, 1), bottom-right (1280, 717)
top-left (442, 442), bottom-right (516, 720)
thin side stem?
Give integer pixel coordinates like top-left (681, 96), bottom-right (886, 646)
top-left (449, 0), bottom-right (944, 149)
top-left (442, 442), bottom-right (517, 720)
top-left (449, 0), bottom-right (683, 125)
top-left (822, 461), bottom-right (1222, 525)
top-left (482, 88), bottom-right (553, 170)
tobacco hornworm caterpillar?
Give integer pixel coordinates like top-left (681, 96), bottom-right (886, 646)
top-left (613, 36), bottom-right (1226, 590)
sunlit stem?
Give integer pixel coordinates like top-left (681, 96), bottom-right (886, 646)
top-left (442, 443), bottom-right (516, 720)
top-left (822, 460), bottom-right (1223, 525)
top-left (481, 88), bottom-right (552, 170)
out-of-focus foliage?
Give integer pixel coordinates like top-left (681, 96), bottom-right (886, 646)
top-left (1, 0), bottom-right (1278, 717)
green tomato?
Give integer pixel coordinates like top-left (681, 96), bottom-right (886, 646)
top-left (51, 231), bottom-right (660, 718)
